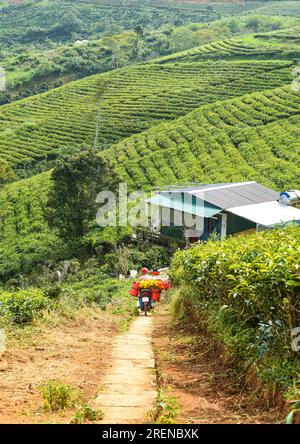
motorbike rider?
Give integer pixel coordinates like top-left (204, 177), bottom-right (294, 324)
top-left (138, 267), bottom-right (152, 281)
top-left (137, 267), bottom-right (155, 309)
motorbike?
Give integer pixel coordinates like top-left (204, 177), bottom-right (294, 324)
top-left (139, 288), bottom-right (153, 316)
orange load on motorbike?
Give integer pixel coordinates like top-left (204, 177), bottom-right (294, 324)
top-left (129, 278), bottom-right (171, 302)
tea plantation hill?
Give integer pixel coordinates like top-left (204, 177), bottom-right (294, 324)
top-left (0, 57), bottom-right (296, 167)
top-left (1, 83), bottom-right (300, 280)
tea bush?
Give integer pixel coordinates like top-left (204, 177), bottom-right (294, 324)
top-left (170, 225), bottom-right (300, 391)
top-left (0, 288), bottom-right (49, 324)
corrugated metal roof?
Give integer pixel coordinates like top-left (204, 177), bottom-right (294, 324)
top-left (191, 182), bottom-right (278, 209)
top-left (227, 201), bottom-right (300, 227)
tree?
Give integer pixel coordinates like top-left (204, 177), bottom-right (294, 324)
top-left (133, 25), bottom-right (144, 62)
top-left (53, 12), bottom-right (83, 37)
top-left (0, 160), bottom-right (16, 186)
top-left (246, 17), bottom-right (263, 32)
top-left (46, 147), bottom-right (118, 240)
top-left (227, 19), bottom-right (241, 34)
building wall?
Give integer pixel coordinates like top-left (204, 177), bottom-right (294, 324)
top-left (160, 212), bottom-right (256, 241)
top-left (225, 212), bottom-right (256, 235)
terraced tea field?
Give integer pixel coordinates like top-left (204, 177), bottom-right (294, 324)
top-left (105, 85), bottom-right (300, 190)
top-left (0, 60), bottom-right (295, 167)
top-left (150, 34), bottom-right (300, 64)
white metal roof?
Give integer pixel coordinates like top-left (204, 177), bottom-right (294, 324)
top-left (227, 201), bottom-right (300, 227)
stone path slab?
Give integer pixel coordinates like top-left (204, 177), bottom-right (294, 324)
top-left (95, 316), bottom-right (157, 424)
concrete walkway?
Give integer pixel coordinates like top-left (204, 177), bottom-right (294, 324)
top-left (95, 315), bottom-right (157, 424)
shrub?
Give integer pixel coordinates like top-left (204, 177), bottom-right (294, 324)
top-left (155, 388), bottom-right (179, 424)
top-left (44, 284), bottom-right (62, 299)
top-left (70, 404), bottom-right (104, 423)
top-left (170, 226), bottom-right (300, 391)
top-left (0, 288), bottom-right (49, 325)
top-left (40, 380), bottom-right (81, 411)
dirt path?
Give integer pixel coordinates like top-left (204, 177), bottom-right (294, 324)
top-left (94, 315), bottom-right (157, 424)
top-left (1, 302), bottom-right (283, 424)
top-left (153, 307), bottom-right (282, 424)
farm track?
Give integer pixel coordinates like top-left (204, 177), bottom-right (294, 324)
top-left (153, 307), bottom-right (282, 424)
top-left (95, 316), bottom-right (157, 424)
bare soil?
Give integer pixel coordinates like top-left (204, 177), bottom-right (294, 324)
top-left (0, 308), bottom-right (120, 424)
top-left (152, 307), bottom-right (283, 424)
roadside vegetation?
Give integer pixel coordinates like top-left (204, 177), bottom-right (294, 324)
top-left (169, 226), bottom-right (300, 421)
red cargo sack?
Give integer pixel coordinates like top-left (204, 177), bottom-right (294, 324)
top-left (130, 282), bottom-right (140, 297)
top-left (151, 288), bottom-right (161, 302)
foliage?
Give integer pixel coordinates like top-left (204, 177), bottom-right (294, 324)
top-left (170, 226), bottom-right (300, 392)
top-left (0, 0), bottom-right (227, 46)
top-left (115, 245), bottom-right (130, 277)
top-left (70, 404), bottom-right (104, 424)
top-left (46, 147), bottom-right (118, 240)
top-left (0, 159), bottom-right (15, 185)
top-left (0, 288), bottom-right (49, 324)
top-left (40, 380), bottom-right (81, 411)
top-left (1, 15), bottom-right (297, 103)
top-left (151, 27), bottom-right (300, 65)
top-left (285, 384), bottom-right (300, 424)
top-left (0, 172), bottom-right (67, 281)
top-left (103, 244), bottom-right (170, 276)
top-left (155, 387), bottom-right (180, 424)
top-left (60, 276), bottom-right (131, 311)
top-left (43, 284), bottom-right (62, 300)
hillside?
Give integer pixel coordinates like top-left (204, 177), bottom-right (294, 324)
top-left (0, 0), bottom-right (235, 46)
top-left (0, 171), bottom-right (63, 279)
top-left (2, 0), bottom-right (300, 428)
top-left (1, 12), bottom-right (297, 104)
top-left (251, 0), bottom-right (300, 17)
top-left (1, 82), bottom-right (299, 280)
top-left (105, 84), bottom-right (300, 190)
top-left (4, 0), bottom-right (294, 49)
top-left (0, 59), bottom-right (295, 169)
top-left (149, 27), bottom-right (300, 64)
